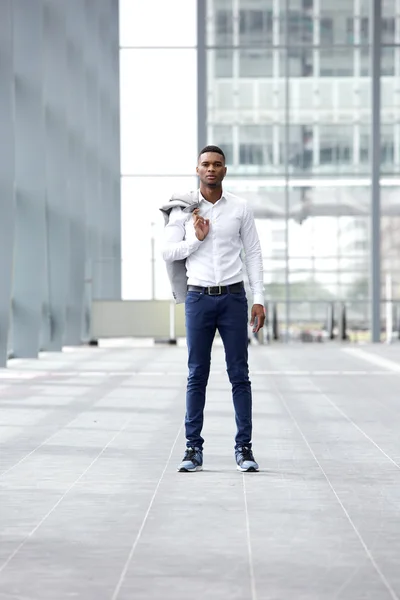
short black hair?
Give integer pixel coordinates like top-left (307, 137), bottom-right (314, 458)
top-left (198, 145), bottom-right (225, 161)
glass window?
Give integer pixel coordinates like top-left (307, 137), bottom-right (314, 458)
top-left (360, 47), bottom-right (370, 77)
top-left (215, 81), bottom-right (235, 109)
top-left (239, 9), bottom-right (273, 46)
top-left (285, 126), bottom-right (313, 172)
top-left (319, 125), bottom-right (353, 170)
top-left (210, 124), bottom-right (234, 165)
top-left (215, 9), bottom-right (233, 45)
top-left (280, 11), bottom-right (313, 45)
top-left (346, 17), bottom-right (369, 44)
top-left (320, 17), bottom-right (334, 45)
top-left (215, 48), bottom-right (233, 77)
top-left (381, 125), bottom-right (395, 172)
top-left (320, 48), bottom-right (354, 76)
top-left (239, 144), bottom-right (268, 166)
top-left (287, 50), bottom-right (313, 76)
top-left (360, 125), bottom-right (369, 166)
top-left (382, 47), bottom-right (395, 76)
top-left (239, 49), bottom-right (273, 77)
top-left (239, 125), bottom-right (273, 166)
top-left (359, 0), bottom-right (371, 16)
top-left (382, 17), bottom-right (395, 44)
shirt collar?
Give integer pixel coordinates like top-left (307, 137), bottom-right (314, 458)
top-left (199, 190), bottom-right (226, 204)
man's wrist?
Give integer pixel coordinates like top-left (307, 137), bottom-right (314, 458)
top-left (253, 294), bottom-right (264, 307)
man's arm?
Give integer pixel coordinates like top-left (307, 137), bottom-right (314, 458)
top-left (240, 203), bottom-right (264, 307)
top-left (162, 207), bottom-right (203, 263)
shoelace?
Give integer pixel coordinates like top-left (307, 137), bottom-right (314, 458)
top-left (238, 446), bottom-right (254, 461)
top-left (184, 447), bottom-right (200, 461)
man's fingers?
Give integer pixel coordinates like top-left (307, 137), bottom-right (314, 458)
top-left (251, 306), bottom-right (265, 333)
top-left (257, 316), bottom-right (265, 332)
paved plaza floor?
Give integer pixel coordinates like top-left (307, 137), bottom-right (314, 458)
top-left (1, 341), bottom-right (400, 599)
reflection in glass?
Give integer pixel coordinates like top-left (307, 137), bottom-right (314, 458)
top-left (240, 9), bottom-right (273, 46)
top-left (280, 10), bottom-right (313, 45)
top-left (210, 125), bottom-right (234, 165)
top-left (117, 0), bottom-right (400, 331)
top-left (239, 125), bottom-right (273, 166)
top-left (239, 49), bottom-right (273, 78)
top-left (215, 48), bottom-right (233, 77)
top-left (381, 47), bottom-right (395, 77)
top-left (320, 47), bottom-right (354, 76)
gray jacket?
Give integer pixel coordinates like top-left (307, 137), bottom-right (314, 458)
top-left (159, 190), bottom-right (200, 304)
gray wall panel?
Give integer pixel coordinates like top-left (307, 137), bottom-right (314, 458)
top-left (10, 0), bottom-right (47, 358)
top-left (0, 0), bottom-right (121, 365)
top-left (0, 0), bottom-right (15, 367)
top-left (42, 0), bottom-right (69, 351)
top-left (64, 1), bottom-right (87, 345)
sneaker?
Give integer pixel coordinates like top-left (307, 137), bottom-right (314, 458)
top-left (177, 447), bottom-right (203, 472)
top-left (235, 446), bottom-right (259, 472)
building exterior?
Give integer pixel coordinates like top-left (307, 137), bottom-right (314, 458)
top-left (204, 0), bottom-right (400, 328)
top-left (0, 0), bottom-right (121, 367)
top-left (119, 0), bottom-right (397, 338)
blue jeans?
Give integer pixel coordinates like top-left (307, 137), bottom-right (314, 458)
top-left (184, 288), bottom-right (252, 450)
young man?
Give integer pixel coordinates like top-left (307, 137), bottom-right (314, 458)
top-left (162, 146), bottom-right (265, 472)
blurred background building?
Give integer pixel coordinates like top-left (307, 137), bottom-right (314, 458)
top-left (121, 0), bottom-right (400, 341)
top-left (1, 0), bottom-right (399, 366)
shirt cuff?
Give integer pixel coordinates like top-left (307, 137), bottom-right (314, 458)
top-left (253, 293), bottom-right (264, 306)
top-left (188, 237), bottom-right (203, 253)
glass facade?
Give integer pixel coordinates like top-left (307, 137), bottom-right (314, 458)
top-left (205, 0), bottom-right (400, 338)
top-left (120, 0), bottom-right (400, 339)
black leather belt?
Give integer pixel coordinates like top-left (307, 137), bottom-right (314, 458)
top-left (187, 281), bottom-right (244, 295)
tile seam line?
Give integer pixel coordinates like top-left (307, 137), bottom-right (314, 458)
top-left (242, 475), bottom-right (258, 600)
top-left (0, 414), bottom-right (134, 577)
top-left (309, 377), bottom-right (400, 472)
top-left (111, 422), bottom-right (183, 600)
top-left (268, 375), bottom-right (399, 600)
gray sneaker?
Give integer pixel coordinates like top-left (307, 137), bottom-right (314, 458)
top-left (235, 446), bottom-right (259, 472)
top-left (178, 447), bottom-right (203, 472)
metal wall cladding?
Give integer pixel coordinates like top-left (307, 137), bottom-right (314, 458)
top-left (0, 0), bottom-right (121, 366)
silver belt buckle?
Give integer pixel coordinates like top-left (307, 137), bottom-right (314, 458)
top-left (208, 285), bottom-right (222, 295)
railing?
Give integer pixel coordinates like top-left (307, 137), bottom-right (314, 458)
top-left (260, 299), bottom-right (400, 344)
top-left (90, 298), bottom-right (400, 345)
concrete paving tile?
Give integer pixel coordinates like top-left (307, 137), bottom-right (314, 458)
top-left (1, 344), bottom-right (400, 599)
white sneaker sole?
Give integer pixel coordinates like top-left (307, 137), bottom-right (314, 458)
top-left (178, 465), bottom-right (203, 472)
top-left (237, 465), bottom-right (259, 472)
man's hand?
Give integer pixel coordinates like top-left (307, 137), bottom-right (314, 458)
top-left (250, 304), bottom-right (265, 333)
top-left (193, 209), bottom-right (210, 241)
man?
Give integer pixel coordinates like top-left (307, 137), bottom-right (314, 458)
top-left (162, 146), bottom-right (265, 473)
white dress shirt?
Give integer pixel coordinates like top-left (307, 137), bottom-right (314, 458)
top-left (162, 190), bottom-right (264, 306)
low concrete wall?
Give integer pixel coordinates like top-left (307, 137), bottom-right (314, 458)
top-left (91, 300), bottom-right (186, 339)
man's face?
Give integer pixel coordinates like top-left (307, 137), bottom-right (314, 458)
top-left (196, 152), bottom-right (227, 188)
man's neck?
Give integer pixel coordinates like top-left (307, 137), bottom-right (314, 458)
top-left (199, 184), bottom-right (223, 205)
